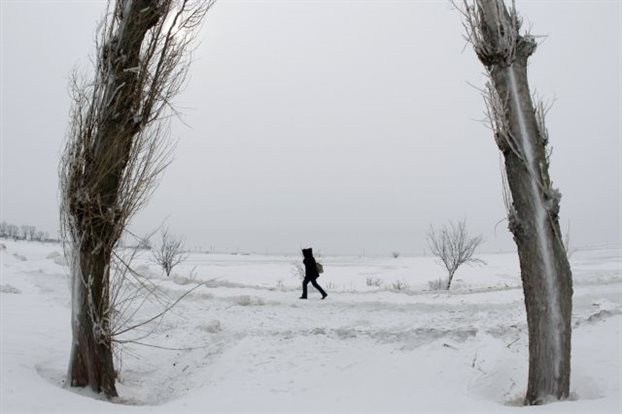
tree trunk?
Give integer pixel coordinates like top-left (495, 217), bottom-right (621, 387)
top-left (470, 0), bottom-right (573, 404)
top-left (67, 0), bottom-right (162, 397)
top-left (492, 55), bottom-right (573, 404)
top-left (446, 269), bottom-right (456, 290)
top-left (68, 246), bottom-right (117, 396)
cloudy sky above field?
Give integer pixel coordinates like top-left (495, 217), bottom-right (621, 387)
top-left (1, 0), bottom-right (620, 256)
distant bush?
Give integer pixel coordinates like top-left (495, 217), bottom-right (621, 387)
top-left (392, 252), bottom-right (400, 258)
top-left (290, 261), bottom-right (305, 281)
top-left (366, 276), bottom-right (383, 287)
top-left (391, 280), bottom-right (409, 291)
top-left (428, 278), bottom-right (448, 291)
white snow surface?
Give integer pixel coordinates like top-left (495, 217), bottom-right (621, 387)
top-left (1, 240), bottom-right (621, 413)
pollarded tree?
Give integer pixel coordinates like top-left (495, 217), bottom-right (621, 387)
top-left (60, 0), bottom-right (213, 397)
top-left (459, 0), bottom-right (573, 404)
top-left (427, 219), bottom-right (484, 289)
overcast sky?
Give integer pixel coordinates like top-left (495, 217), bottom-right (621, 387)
top-left (1, 0), bottom-right (620, 256)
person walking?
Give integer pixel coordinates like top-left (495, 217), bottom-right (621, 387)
top-left (299, 247), bottom-right (327, 300)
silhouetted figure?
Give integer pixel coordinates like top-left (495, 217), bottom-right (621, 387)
top-left (299, 248), bottom-right (327, 300)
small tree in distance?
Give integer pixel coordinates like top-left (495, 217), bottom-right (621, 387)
top-left (427, 219), bottom-right (484, 289)
top-left (152, 228), bottom-right (187, 277)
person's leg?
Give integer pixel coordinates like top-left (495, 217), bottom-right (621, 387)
top-left (300, 277), bottom-right (310, 299)
top-left (311, 278), bottom-right (327, 299)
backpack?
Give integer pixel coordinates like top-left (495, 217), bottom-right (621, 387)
top-left (316, 262), bottom-right (324, 274)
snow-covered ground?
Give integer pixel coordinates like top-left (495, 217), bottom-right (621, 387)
top-left (1, 240), bottom-right (620, 413)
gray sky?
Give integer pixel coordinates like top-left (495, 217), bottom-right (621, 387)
top-left (1, 0), bottom-right (621, 256)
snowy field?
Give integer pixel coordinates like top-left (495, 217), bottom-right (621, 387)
top-left (1, 240), bottom-right (621, 413)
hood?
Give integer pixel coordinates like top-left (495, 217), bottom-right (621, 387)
top-left (302, 248), bottom-right (313, 259)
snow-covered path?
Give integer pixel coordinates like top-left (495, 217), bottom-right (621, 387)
top-left (1, 241), bottom-right (621, 413)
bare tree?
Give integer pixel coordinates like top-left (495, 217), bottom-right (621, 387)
top-left (20, 225), bottom-right (37, 241)
top-left (458, 0), bottom-right (573, 404)
top-left (59, 0), bottom-right (212, 397)
top-left (6, 224), bottom-right (19, 240)
top-left (427, 219), bottom-right (484, 289)
top-left (34, 231), bottom-right (47, 242)
top-left (152, 228), bottom-right (187, 277)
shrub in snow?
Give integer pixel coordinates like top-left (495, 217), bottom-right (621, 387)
top-left (391, 280), bottom-right (409, 291)
top-left (366, 276), bottom-right (383, 287)
top-left (392, 252), bottom-right (400, 258)
top-left (428, 278), bottom-right (449, 291)
top-left (290, 261), bottom-right (305, 281)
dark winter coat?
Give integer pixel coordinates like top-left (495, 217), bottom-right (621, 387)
top-left (302, 248), bottom-right (319, 279)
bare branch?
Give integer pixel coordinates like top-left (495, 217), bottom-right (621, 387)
top-left (112, 282), bottom-right (203, 337)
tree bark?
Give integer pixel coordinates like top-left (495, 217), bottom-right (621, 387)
top-left (492, 54), bottom-right (573, 405)
top-left (469, 0), bottom-right (573, 404)
top-left (68, 248), bottom-right (117, 396)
